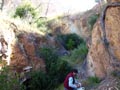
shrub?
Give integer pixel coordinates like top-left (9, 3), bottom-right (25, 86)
top-left (82, 76), bottom-right (101, 89)
top-left (0, 67), bottom-right (25, 90)
top-left (30, 47), bottom-right (72, 90)
top-left (36, 18), bottom-right (47, 27)
top-left (60, 43), bottom-right (88, 66)
top-left (55, 60), bottom-right (72, 83)
top-left (88, 14), bottom-right (99, 30)
top-left (29, 71), bottom-right (50, 90)
top-left (14, 3), bottom-right (36, 19)
top-left (87, 76), bottom-right (101, 84)
top-left (66, 38), bottom-right (75, 50)
top-left (111, 71), bottom-right (120, 78)
top-left (39, 47), bottom-right (58, 73)
top-left (35, 18), bottom-right (48, 33)
top-left (57, 33), bottom-right (84, 50)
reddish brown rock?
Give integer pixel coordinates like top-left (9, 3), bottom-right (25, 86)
top-left (87, 1), bottom-right (120, 78)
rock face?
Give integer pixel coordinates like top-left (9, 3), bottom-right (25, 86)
top-left (0, 16), bottom-right (69, 73)
top-left (0, 18), bottom-right (46, 72)
top-left (10, 33), bottom-right (46, 72)
top-left (87, 0), bottom-right (120, 78)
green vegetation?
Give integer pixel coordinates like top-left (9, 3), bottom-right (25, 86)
top-left (35, 18), bottom-right (48, 32)
top-left (83, 76), bottom-right (101, 89)
top-left (87, 76), bottom-right (101, 84)
top-left (54, 84), bottom-right (64, 90)
top-left (60, 43), bottom-right (88, 66)
top-left (111, 71), bottom-right (120, 78)
top-left (29, 71), bottom-right (49, 90)
top-left (28, 47), bottom-right (72, 90)
top-left (57, 33), bottom-right (84, 50)
top-left (9, 2), bottom-right (90, 90)
top-left (13, 2), bottom-right (49, 33)
top-left (14, 3), bottom-right (37, 19)
top-left (0, 67), bottom-right (25, 90)
top-left (56, 33), bottom-right (88, 66)
top-left (88, 14), bottom-right (99, 30)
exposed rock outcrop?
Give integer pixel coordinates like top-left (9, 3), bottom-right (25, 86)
top-left (87, 0), bottom-right (120, 78)
top-left (0, 18), bottom-right (46, 72)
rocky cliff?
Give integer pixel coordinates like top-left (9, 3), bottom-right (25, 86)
top-left (0, 17), bottom-right (47, 72)
top-left (87, 0), bottom-right (120, 78)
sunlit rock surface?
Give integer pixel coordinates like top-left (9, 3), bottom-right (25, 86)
top-left (87, 0), bottom-right (120, 78)
top-left (0, 18), bottom-right (46, 72)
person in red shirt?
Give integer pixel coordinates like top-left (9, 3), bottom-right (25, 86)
top-left (64, 69), bottom-right (81, 90)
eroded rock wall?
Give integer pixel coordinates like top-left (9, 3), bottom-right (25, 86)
top-left (87, 0), bottom-right (120, 78)
top-left (0, 19), bottom-right (46, 72)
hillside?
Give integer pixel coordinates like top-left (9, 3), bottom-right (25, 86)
top-left (0, 0), bottom-right (120, 90)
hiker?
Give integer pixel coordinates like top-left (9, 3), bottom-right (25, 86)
top-left (64, 69), bottom-right (81, 90)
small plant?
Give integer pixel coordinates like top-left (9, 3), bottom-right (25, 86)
top-left (14, 3), bottom-right (36, 19)
top-left (57, 33), bottom-right (84, 50)
top-left (88, 14), bottom-right (99, 30)
top-left (0, 66), bottom-right (25, 90)
top-left (111, 71), bottom-right (120, 78)
top-left (60, 43), bottom-right (88, 66)
top-left (29, 71), bottom-right (49, 90)
top-left (35, 18), bottom-right (48, 33)
top-left (66, 38), bottom-right (75, 50)
top-left (87, 76), bottom-right (101, 85)
top-left (82, 76), bottom-right (101, 90)
top-left (29, 47), bottom-right (71, 90)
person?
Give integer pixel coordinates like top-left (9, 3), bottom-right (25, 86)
top-left (64, 69), bottom-right (81, 90)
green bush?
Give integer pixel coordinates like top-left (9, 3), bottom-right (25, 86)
top-left (88, 14), bottom-right (99, 30)
top-left (82, 76), bottom-right (101, 89)
top-left (55, 60), bottom-right (72, 83)
top-left (39, 47), bottom-right (58, 73)
top-left (0, 67), bottom-right (25, 90)
top-left (29, 71), bottom-right (50, 90)
top-left (57, 33), bottom-right (84, 50)
top-left (111, 71), bottom-right (120, 78)
top-left (66, 38), bottom-right (75, 50)
top-left (87, 76), bottom-right (101, 84)
top-left (35, 18), bottom-right (48, 33)
top-left (36, 18), bottom-right (47, 27)
top-left (29, 47), bottom-right (72, 90)
top-left (60, 43), bottom-right (88, 66)
top-left (14, 3), bottom-right (36, 19)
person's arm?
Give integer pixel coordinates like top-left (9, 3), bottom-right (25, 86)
top-left (68, 77), bottom-right (77, 88)
top-left (75, 79), bottom-right (82, 86)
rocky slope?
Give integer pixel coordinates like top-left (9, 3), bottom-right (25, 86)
top-left (0, 17), bottom-right (46, 72)
top-left (87, 0), bottom-right (120, 79)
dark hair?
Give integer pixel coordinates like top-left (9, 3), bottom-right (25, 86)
top-left (71, 69), bottom-right (78, 73)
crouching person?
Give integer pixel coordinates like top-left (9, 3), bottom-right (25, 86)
top-left (64, 69), bottom-right (82, 90)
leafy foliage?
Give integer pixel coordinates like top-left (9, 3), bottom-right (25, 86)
top-left (82, 76), bottom-right (101, 90)
top-left (57, 33), bottom-right (84, 50)
top-left (60, 43), bottom-right (88, 66)
top-left (88, 14), bottom-right (99, 30)
top-left (14, 3), bottom-right (36, 19)
top-left (28, 47), bottom-right (72, 90)
top-left (111, 71), bottom-right (120, 78)
top-left (87, 76), bottom-right (101, 84)
top-left (0, 67), bottom-right (25, 90)
top-left (29, 71), bottom-right (49, 90)
top-left (39, 47), bottom-right (58, 73)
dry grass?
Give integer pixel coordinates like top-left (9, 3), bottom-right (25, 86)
top-left (0, 13), bottom-right (45, 36)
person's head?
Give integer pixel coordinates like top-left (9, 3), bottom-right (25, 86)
top-left (71, 69), bottom-right (78, 76)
